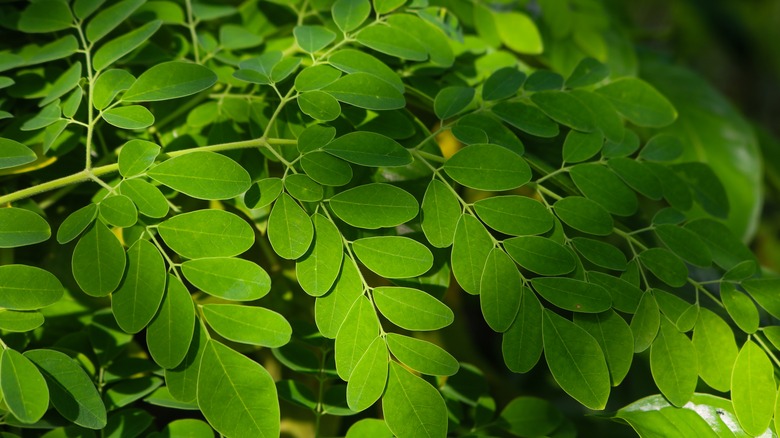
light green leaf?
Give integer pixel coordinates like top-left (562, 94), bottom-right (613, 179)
top-left (731, 341), bottom-right (775, 436)
top-left (542, 310), bottom-right (610, 410)
top-left (0, 349), bottom-right (49, 424)
top-left (373, 287), bottom-right (453, 331)
top-left (18, 1), bottom-right (73, 33)
top-left (386, 333), bottom-right (458, 376)
top-left (324, 131), bottom-right (411, 166)
top-left (301, 152), bottom-right (353, 186)
top-left (553, 196), bottom-right (614, 236)
top-left (693, 309), bottom-right (737, 392)
top-left (356, 25), bottom-right (427, 61)
top-left (562, 130), bottom-right (603, 164)
top-left (353, 236), bottom-right (433, 279)
top-left (268, 194), bottom-right (314, 260)
top-left (119, 179), bottom-right (169, 218)
top-left (0, 310), bottom-right (44, 332)
top-left (197, 340), bottom-right (280, 438)
top-left (182, 258), bottom-right (270, 301)
top-left (495, 11), bottom-right (543, 54)
top-left (92, 69), bottom-right (135, 110)
top-left (474, 195), bottom-right (553, 236)
top-left (294, 65), bottom-right (342, 92)
top-left (328, 49), bottom-right (404, 92)
top-left (123, 62), bottom-right (218, 102)
top-left (444, 144), bottom-right (531, 191)
top-left (72, 221), bottom-right (126, 297)
top-left (294, 25), bottom-right (337, 53)
top-left (158, 209), bottom-right (254, 259)
top-left (654, 224), bottom-right (712, 268)
top-left (298, 124), bottom-right (337, 153)
top-left (743, 278), bottom-right (780, 320)
top-left (0, 207), bottom-right (51, 248)
top-left (480, 248), bottom-right (522, 332)
top-left (502, 287), bottom-right (543, 373)
top-left (346, 419), bottom-right (393, 438)
top-left (570, 163), bottom-right (638, 216)
top-left (315, 260), bottom-right (364, 338)
top-left (0, 265), bottom-right (63, 310)
top-left (112, 239), bottom-right (165, 333)
top-left (531, 91), bottom-right (595, 132)
top-left (284, 174), bottom-right (323, 202)
top-left (147, 275), bottom-right (195, 369)
top-left (150, 419), bottom-right (213, 438)
top-left (25, 35), bottom-right (80, 66)
top-left (374, 0), bottom-right (404, 14)
top-left (335, 296), bottom-right (380, 380)
top-left (451, 215), bottom-right (493, 294)
top-left (333, 0), bottom-right (371, 33)
top-left (0, 138), bottom-right (37, 169)
top-left (271, 56), bottom-right (302, 83)
top-left (323, 72), bottom-right (405, 110)
top-left (639, 248), bottom-right (688, 287)
top-left (383, 362), bottom-right (448, 438)
top-left (24, 349), bottom-right (107, 429)
top-left (20, 100), bottom-right (61, 132)
top-left (597, 77), bottom-right (677, 127)
top-left (574, 311), bottom-right (633, 386)
top-left (99, 194), bottom-right (138, 228)
top-left (330, 183), bottom-right (418, 229)
top-left (41, 62), bottom-right (82, 107)
top-left (421, 179), bottom-right (461, 248)
top-left (202, 304), bottom-right (291, 348)
top-left (504, 236), bottom-right (575, 276)
top-left (630, 293), bottom-right (660, 353)
top-left (434, 87), bottom-right (474, 120)
top-left (498, 396), bottom-right (563, 437)
top-left (532, 277), bottom-right (611, 313)
top-left (118, 139), bottom-right (159, 177)
top-left (346, 337), bottom-right (388, 411)
top-left (297, 214), bottom-right (344, 297)
top-left (85, 0), bottom-right (145, 43)
top-left (244, 177), bottom-right (283, 210)
top-left (93, 20), bottom-right (162, 71)
top-left (721, 282), bottom-right (759, 334)
top-left (298, 90), bottom-right (341, 121)
top-left (493, 101), bottom-right (559, 138)
top-left (571, 237), bottom-right (627, 271)
top-left (649, 320), bottom-right (697, 407)
top-left (588, 271), bottom-right (642, 314)
top-left (147, 151), bottom-right (250, 200)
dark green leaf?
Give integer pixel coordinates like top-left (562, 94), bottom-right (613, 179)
top-left (504, 236), bottom-right (575, 276)
top-left (607, 157), bottom-right (663, 200)
top-left (353, 236), bottom-right (433, 278)
top-left (123, 62), bottom-right (218, 102)
top-left (434, 87), bottom-right (474, 120)
top-left (421, 179), bottom-right (461, 248)
top-left (596, 77), bottom-right (677, 127)
top-left (85, 0), bottom-right (144, 43)
top-left (165, 322), bottom-right (206, 403)
top-left (480, 248), bottom-right (522, 332)
top-left (502, 287), bottom-right (543, 373)
top-left (147, 151), bottom-right (250, 200)
top-left (92, 69), bottom-right (136, 110)
top-left (202, 304), bottom-right (291, 347)
top-left (685, 218), bottom-right (755, 271)
top-left (571, 237), bottom-right (627, 271)
top-left (645, 162), bottom-right (694, 211)
top-left (630, 293), bottom-right (660, 353)
top-left (492, 101), bottom-right (559, 138)
top-left (566, 57), bottom-right (609, 88)
top-left (112, 240), bottom-right (165, 333)
top-left (654, 224), bottom-right (712, 267)
top-left (323, 72), bottom-right (405, 110)
top-left (474, 195), bottom-right (552, 236)
top-left (574, 311), bottom-right (633, 386)
top-left (99, 194), bottom-right (138, 228)
top-left (374, 286), bottom-right (453, 331)
top-left (0, 265), bottom-right (63, 310)
top-left (72, 222), bottom-right (126, 297)
top-left (498, 396), bottom-right (563, 437)
top-left (640, 134), bottom-right (684, 162)
top-left (386, 333), bottom-right (458, 376)
top-left (18, 1), bottom-right (73, 33)
top-left (587, 271), bottom-right (642, 313)
top-left (118, 139), bottom-right (159, 177)
top-left (93, 20), bottom-right (162, 71)
top-left (324, 131), bottom-right (411, 166)
top-left (483, 67), bottom-right (525, 101)
top-left (531, 91), bottom-right (595, 132)
top-left (298, 90), bottom-right (341, 121)
top-left (182, 258), bottom-right (270, 301)
top-left (562, 130), bottom-right (603, 164)
top-left (294, 25), bottom-right (336, 53)
top-left (673, 162), bottom-right (730, 219)
top-left (0, 349), bottom-right (49, 424)
top-left (532, 277), bottom-right (611, 313)
top-left (570, 163), bottom-right (638, 216)
top-left (158, 209), bottom-right (253, 259)
top-left (451, 215), bottom-right (493, 295)
top-left (553, 196), bottom-right (613, 236)
top-left (383, 362), bottom-right (448, 438)
top-left (638, 248), bottom-right (688, 287)
top-left (0, 207), bottom-right (50, 248)
top-left (147, 275), bottom-right (195, 369)
top-left (444, 144), bottom-right (531, 191)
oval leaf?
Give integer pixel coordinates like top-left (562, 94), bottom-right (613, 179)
top-left (444, 144), bottom-right (531, 191)
top-left (123, 61), bottom-right (218, 102)
top-left (0, 265), bottom-right (64, 310)
top-left (182, 258), bottom-right (271, 301)
top-left (158, 209), bottom-right (254, 259)
top-left (353, 236), bottom-right (433, 279)
top-left (147, 151), bottom-right (251, 200)
top-left (0, 208), bottom-right (50, 248)
top-left (330, 183), bottom-right (418, 229)
top-left (373, 286), bottom-right (453, 331)
top-left (202, 304), bottom-right (291, 347)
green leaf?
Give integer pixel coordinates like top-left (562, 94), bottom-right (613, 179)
top-left (118, 139), bottom-right (159, 177)
top-left (562, 130), bottom-right (603, 164)
top-left (182, 258), bottom-right (270, 301)
top-left (0, 208), bottom-right (51, 248)
top-left (421, 179), bottom-right (461, 248)
top-left (685, 218), bottom-right (755, 271)
top-left (330, 183), bottom-right (418, 229)
top-left (0, 310), bottom-right (44, 332)
top-left (284, 174), bottom-right (323, 202)
top-left (571, 237), bottom-right (627, 271)
top-left (72, 222), bottom-right (126, 297)
top-left (566, 58), bottom-right (610, 88)
top-left (650, 320), bottom-right (697, 407)
top-left (504, 236), bottom-right (575, 276)
top-left (244, 177), bottom-right (283, 210)
top-left (112, 239), bottom-right (165, 333)
top-left (335, 296), bottom-right (380, 380)
top-left (119, 179), bottom-right (169, 218)
top-left (333, 0), bottom-right (371, 32)
top-left (434, 87), bottom-right (474, 120)
top-left (85, 0), bottom-right (145, 43)
top-left (272, 56), bottom-right (302, 83)
top-left (502, 287), bottom-right (544, 373)
top-left (150, 419), bottom-right (213, 438)
top-left (570, 163), bottom-right (638, 216)
top-left (104, 408), bottom-right (154, 437)
top-left (92, 69), bottom-right (135, 110)
top-left (202, 304), bottom-right (291, 347)
top-left (498, 396), bottom-right (563, 437)
top-left (630, 293), bottom-right (660, 353)
top-left (452, 214), bottom-right (492, 294)
top-left (323, 72), bottom-right (405, 110)
top-left (444, 144), bottom-right (531, 191)
top-left (731, 341), bottom-right (775, 436)
top-left (474, 195), bottom-right (553, 236)
top-left (692, 309), bottom-right (737, 392)
top-left (640, 133), bottom-right (684, 162)
top-left (373, 286), bottom-right (453, 331)
top-left (553, 196), bottom-right (613, 236)
top-left (315, 260), bottom-right (364, 338)
top-left (482, 67), bottom-right (525, 101)
top-left (298, 90), bottom-right (341, 121)
top-left (674, 162), bottom-right (730, 219)
top-left (268, 194), bottom-right (314, 260)
top-left (165, 322), bottom-right (207, 403)
top-left (324, 132), bottom-right (411, 167)
top-left (374, 0), bottom-right (404, 14)
top-left (20, 101), bottom-right (61, 132)
top-left (495, 12), bottom-right (543, 54)
top-left (638, 248), bottom-right (689, 287)
top-left (18, 1), bottom-right (73, 33)
top-left (123, 61), bottom-right (218, 102)
top-left (574, 311), bottom-right (633, 386)
top-left (298, 125), bottom-right (337, 153)
top-left (542, 310), bottom-right (610, 410)
top-left (742, 278), bottom-right (780, 320)
top-left (596, 77), bottom-right (677, 127)
top-left (480, 248), bottom-right (522, 332)
top-left (530, 91), bottom-right (595, 132)
top-left (346, 419), bottom-right (393, 438)
top-left (386, 333), bottom-right (458, 376)
top-left (532, 277), bottom-right (612, 313)
top-left (0, 138), bottom-right (37, 169)
top-left (93, 20), bottom-right (162, 71)
top-left (158, 209), bottom-right (253, 259)
top-left (301, 152), bottom-right (354, 188)
top-left (197, 340), bottom-right (280, 438)
top-left (328, 49), bottom-right (404, 93)
top-left (294, 25), bottom-right (337, 53)
top-left (356, 26), bottom-right (427, 61)
top-left (493, 101), bottom-right (559, 138)
top-left (147, 275), bottom-right (195, 369)
top-left (147, 151), bottom-right (251, 200)
top-left (219, 24), bottom-right (263, 50)
top-left (353, 236), bottom-right (433, 278)
top-left (383, 362), bottom-right (448, 438)
top-left (24, 349), bottom-right (107, 429)
top-left (99, 194), bottom-right (138, 228)
top-left (588, 271), bottom-right (642, 314)
top-left (0, 349), bottom-right (49, 424)
top-left (294, 65), bottom-right (342, 92)
top-left (41, 62), bottom-right (82, 107)
top-left (25, 35), bottom-right (80, 66)
top-left (386, 14), bottom-right (454, 67)
top-left (346, 337), bottom-right (388, 411)
top-left (0, 265), bottom-right (63, 310)
top-left (720, 282), bottom-right (759, 334)
top-left (654, 224), bottom-right (712, 268)
top-left (297, 214), bottom-right (344, 297)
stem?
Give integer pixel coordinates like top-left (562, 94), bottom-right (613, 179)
top-left (185, 0), bottom-right (200, 64)
top-left (74, 22), bottom-right (96, 170)
top-left (754, 333), bottom-right (780, 369)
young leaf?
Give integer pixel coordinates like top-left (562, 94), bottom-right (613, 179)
top-left (434, 87), bottom-right (474, 120)
top-left (182, 258), bottom-right (271, 301)
top-left (532, 277), bottom-right (611, 313)
top-left (323, 72), bottom-right (405, 110)
top-left (502, 287), bottom-right (544, 373)
top-left (596, 77), bottom-right (677, 127)
top-left (197, 340), bottom-right (280, 437)
top-left (553, 196), bottom-right (614, 236)
top-left (692, 308), bottom-right (737, 392)
top-left (333, 0), bottom-right (371, 33)
top-left (297, 214), bottom-right (344, 296)
top-left (0, 310), bottom-right (44, 332)
top-left (574, 311), bottom-right (633, 386)
top-left (0, 138), bottom-right (37, 169)
top-left (202, 304), bottom-right (291, 347)
top-left (119, 179), bottom-right (169, 218)
top-left (386, 333), bottom-right (459, 376)
top-left (474, 195), bottom-right (553, 236)
top-left (731, 341), bottom-right (775, 436)
top-left (112, 239), bottom-right (166, 333)
top-left (542, 310), bottom-right (610, 410)
top-left (268, 194), bottom-right (314, 260)
top-left (24, 349), bottom-right (107, 429)
top-left (99, 194), bottom-right (138, 228)
top-left (480, 248), bottom-right (522, 332)
top-left (123, 61), bottom-right (218, 102)
top-left (147, 151), bottom-right (251, 200)
top-left (315, 260), bottom-right (364, 338)
top-left (630, 293), bottom-right (661, 353)
top-left (530, 91), bottom-right (595, 132)
top-left (353, 236), bottom-right (433, 278)
top-left (92, 69), bottom-right (136, 110)
top-left (504, 236), bottom-right (576, 276)
top-left (444, 144), bottom-right (531, 191)
top-left (0, 208), bottom-right (51, 248)
top-left (451, 215), bottom-right (494, 294)
top-left (482, 67), bottom-right (525, 101)
top-left (329, 183), bottom-right (418, 229)
top-left (346, 337), bottom-right (389, 411)
top-left (0, 265), bottom-right (63, 310)
top-left (0, 349), bottom-right (50, 424)
top-left (72, 221), bottom-right (126, 297)
top-left (323, 131), bottom-right (411, 166)
top-left (650, 320), bottom-right (697, 407)
top-left (158, 209), bottom-right (254, 259)
top-left (383, 362), bottom-right (448, 438)
top-left (335, 296), bottom-right (381, 380)
top-left (421, 179), bottom-right (461, 248)
top-left (498, 396), bottom-right (563, 437)
top-left (118, 139), bottom-right (160, 177)
top-left (147, 275), bottom-right (195, 369)
top-left (294, 25), bottom-right (337, 53)
top-left (569, 163), bottom-right (638, 216)
top-left (495, 11), bottom-right (543, 54)
top-left (373, 286), bottom-right (454, 331)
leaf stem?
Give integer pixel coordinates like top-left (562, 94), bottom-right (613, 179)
top-left (753, 332), bottom-right (780, 369)
top-left (184, 0), bottom-right (200, 64)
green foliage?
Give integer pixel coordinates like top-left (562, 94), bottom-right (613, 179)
top-left (0, 0), bottom-right (775, 437)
